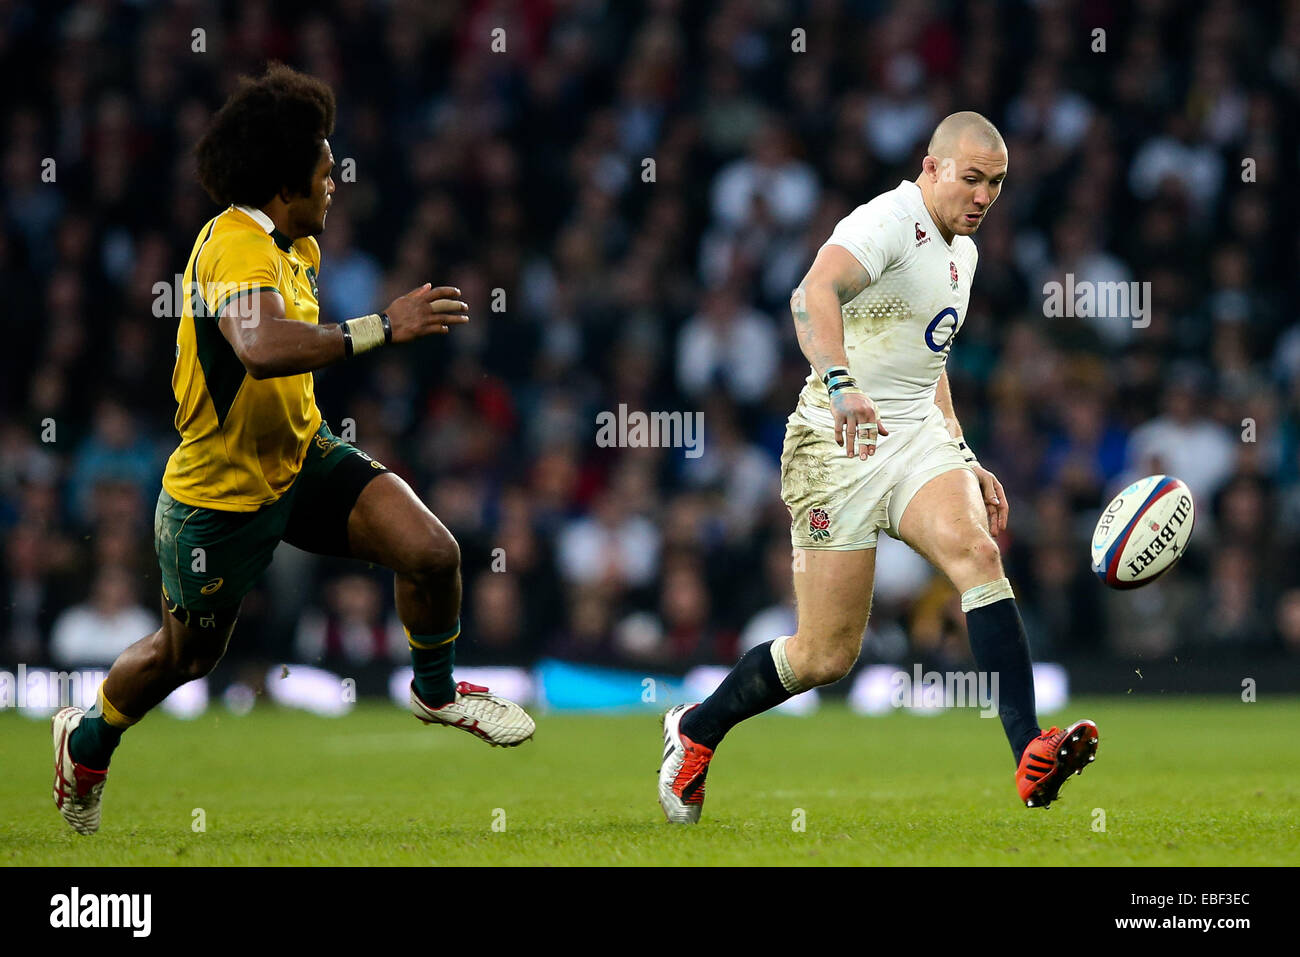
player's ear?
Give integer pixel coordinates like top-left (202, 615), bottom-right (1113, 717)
top-left (921, 155), bottom-right (939, 181)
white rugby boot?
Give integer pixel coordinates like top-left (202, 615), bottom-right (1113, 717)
top-left (658, 703), bottom-right (714, 824)
top-left (52, 707), bottom-right (108, 836)
top-left (410, 680), bottom-right (535, 747)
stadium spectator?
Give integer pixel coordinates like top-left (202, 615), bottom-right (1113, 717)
top-left (1125, 373), bottom-right (1239, 505)
top-left (675, 283), bottom-right (780, 406)
top-left (67, 398), bottom-right (159, 529)
top-left (49, 567), bottom-right (155, 667)
top-left (296, 573), bottom-right (406, 665)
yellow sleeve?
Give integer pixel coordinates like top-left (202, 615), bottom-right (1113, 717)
top-left (198, 233), bottom-right (283, 318)
top-left (301, 236), bottom-right (321, 272)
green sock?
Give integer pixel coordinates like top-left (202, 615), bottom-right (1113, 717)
top-left (69, 713), bottom-right (127, 770)
top-left (410, 619), bottom-right (459, 707)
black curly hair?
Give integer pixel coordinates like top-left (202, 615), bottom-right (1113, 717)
top-left (195, 62), bottom-right (336, 208)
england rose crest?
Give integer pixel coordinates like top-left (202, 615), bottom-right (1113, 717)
top-left (809, 507), bottom-right (831, 542)
top-left (949, 260), bottom-right (959, 290)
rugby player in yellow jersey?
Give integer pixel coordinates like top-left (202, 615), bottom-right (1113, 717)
top-left (52, 64), bottom-right (534, 836)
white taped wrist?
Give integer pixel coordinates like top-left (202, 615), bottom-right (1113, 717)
top-left (344, 313), bottom-right (386, 355)
top-left (960, 577), bottom-right (1015, 613)
top-left (771, 635), bottom-right (805, 694)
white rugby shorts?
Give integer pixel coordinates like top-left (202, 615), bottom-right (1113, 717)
top-left (779, 402), bottom-right (973, 549)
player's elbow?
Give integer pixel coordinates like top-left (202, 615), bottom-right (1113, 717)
top-left (240, 355), bottom-right (272, 380)
top-left (234, 340), bottom-right (276, 380)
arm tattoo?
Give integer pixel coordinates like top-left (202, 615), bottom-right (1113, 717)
top-left (791, 284), bottom-right (811, 327)
top-left (789, 282), bottom-right (847, 379)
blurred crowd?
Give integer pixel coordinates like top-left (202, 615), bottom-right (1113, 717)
top-left (2, 0), bottom-right (1299, 680)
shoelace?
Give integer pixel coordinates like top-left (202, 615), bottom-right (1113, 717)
top-left (457, 686), bottom-right (512, 721)
top-left (1025, 728), bottom-right (1066, 767)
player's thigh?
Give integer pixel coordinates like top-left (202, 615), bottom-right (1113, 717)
top-left (792, 545), bottom-right (877, 652)
top-left (895, 466), bottom-right (1002, 590)
top-left (154, 488), bottom-right (275, 620)
top-left (781, 415), bottom-right (885, 657)
top-left (281, 421), bottom-right (396, 561)
top-left (342, 472), bottom-right (459, 575)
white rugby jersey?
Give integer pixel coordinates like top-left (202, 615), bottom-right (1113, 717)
top-left (795, 179), bottom-right (979, 426)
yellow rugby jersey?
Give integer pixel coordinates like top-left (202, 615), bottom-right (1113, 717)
top-left (162, 204), bottom-right (324, 511)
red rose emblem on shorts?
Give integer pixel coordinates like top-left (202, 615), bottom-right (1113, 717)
top-left (809, 507), bottom-right (831, 542)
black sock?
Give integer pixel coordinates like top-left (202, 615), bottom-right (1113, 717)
top-left (965, 597), bottom-right (1040, 764)
top-left (680, 641), bottom-right (793, 749)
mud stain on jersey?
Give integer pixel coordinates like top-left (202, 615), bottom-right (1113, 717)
top-left (842, 292), bottom-right (911, 347)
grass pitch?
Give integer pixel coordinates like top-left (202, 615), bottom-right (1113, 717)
top-left (2, 697), bottom-right (1295, 866)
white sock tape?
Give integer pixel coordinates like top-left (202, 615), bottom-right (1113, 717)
top-left (960, 577), bottom-right (1015, 613)
top-left (771, 635), bottom-right (805, 694)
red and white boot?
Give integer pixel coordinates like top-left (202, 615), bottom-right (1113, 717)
top-left (658, 704), bottom-right (714, 824)
top-left (52, 707), bottom-right (108, 835)
top-left (410, 681), bottom-right (535, 747)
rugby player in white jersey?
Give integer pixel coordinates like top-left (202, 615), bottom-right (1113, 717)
top-left (659, 112), bottom-right (1099, 823)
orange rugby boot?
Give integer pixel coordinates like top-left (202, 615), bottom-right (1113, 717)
top-left (1016, 719), bottom-right (1099, 809)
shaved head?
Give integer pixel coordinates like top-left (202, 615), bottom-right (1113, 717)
top-left (927, 111), bottom-right (1005, 158)
top-left (916, 111), bottom-right (1009, 242)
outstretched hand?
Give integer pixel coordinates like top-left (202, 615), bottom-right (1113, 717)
top-left (384, 284), bottom-right (470, 343)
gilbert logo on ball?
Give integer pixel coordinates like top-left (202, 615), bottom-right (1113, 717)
top-left (1090, 475), bottom-right (1195, 589)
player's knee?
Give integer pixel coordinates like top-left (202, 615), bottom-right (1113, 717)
top-left (404, 521), bottom-right (460, 582)
top-left (176, 648), bottom-right (223, 682)
top-left (940, 528), bottom-right (1001, 580)
top-left (155, 628), bottom-right (225, 683)
top-left (157, 607), bottom-right (236, 682)
top-left (965, 534), bottom-right (1003, 579)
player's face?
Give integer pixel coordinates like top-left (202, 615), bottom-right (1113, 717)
top-left (933, 138), bottom-right (1007, 237)
top-left (290, 140), bottom-right (335, 237)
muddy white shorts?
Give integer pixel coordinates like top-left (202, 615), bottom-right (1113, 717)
top-left (779, 401), bottom-right (973, 550)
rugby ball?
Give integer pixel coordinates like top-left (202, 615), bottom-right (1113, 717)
top-left (1090, 475), bottom-right (1195, 589)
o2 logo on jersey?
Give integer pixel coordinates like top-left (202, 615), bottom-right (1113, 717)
top-left (924, 307), bottom-right (962, 354)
